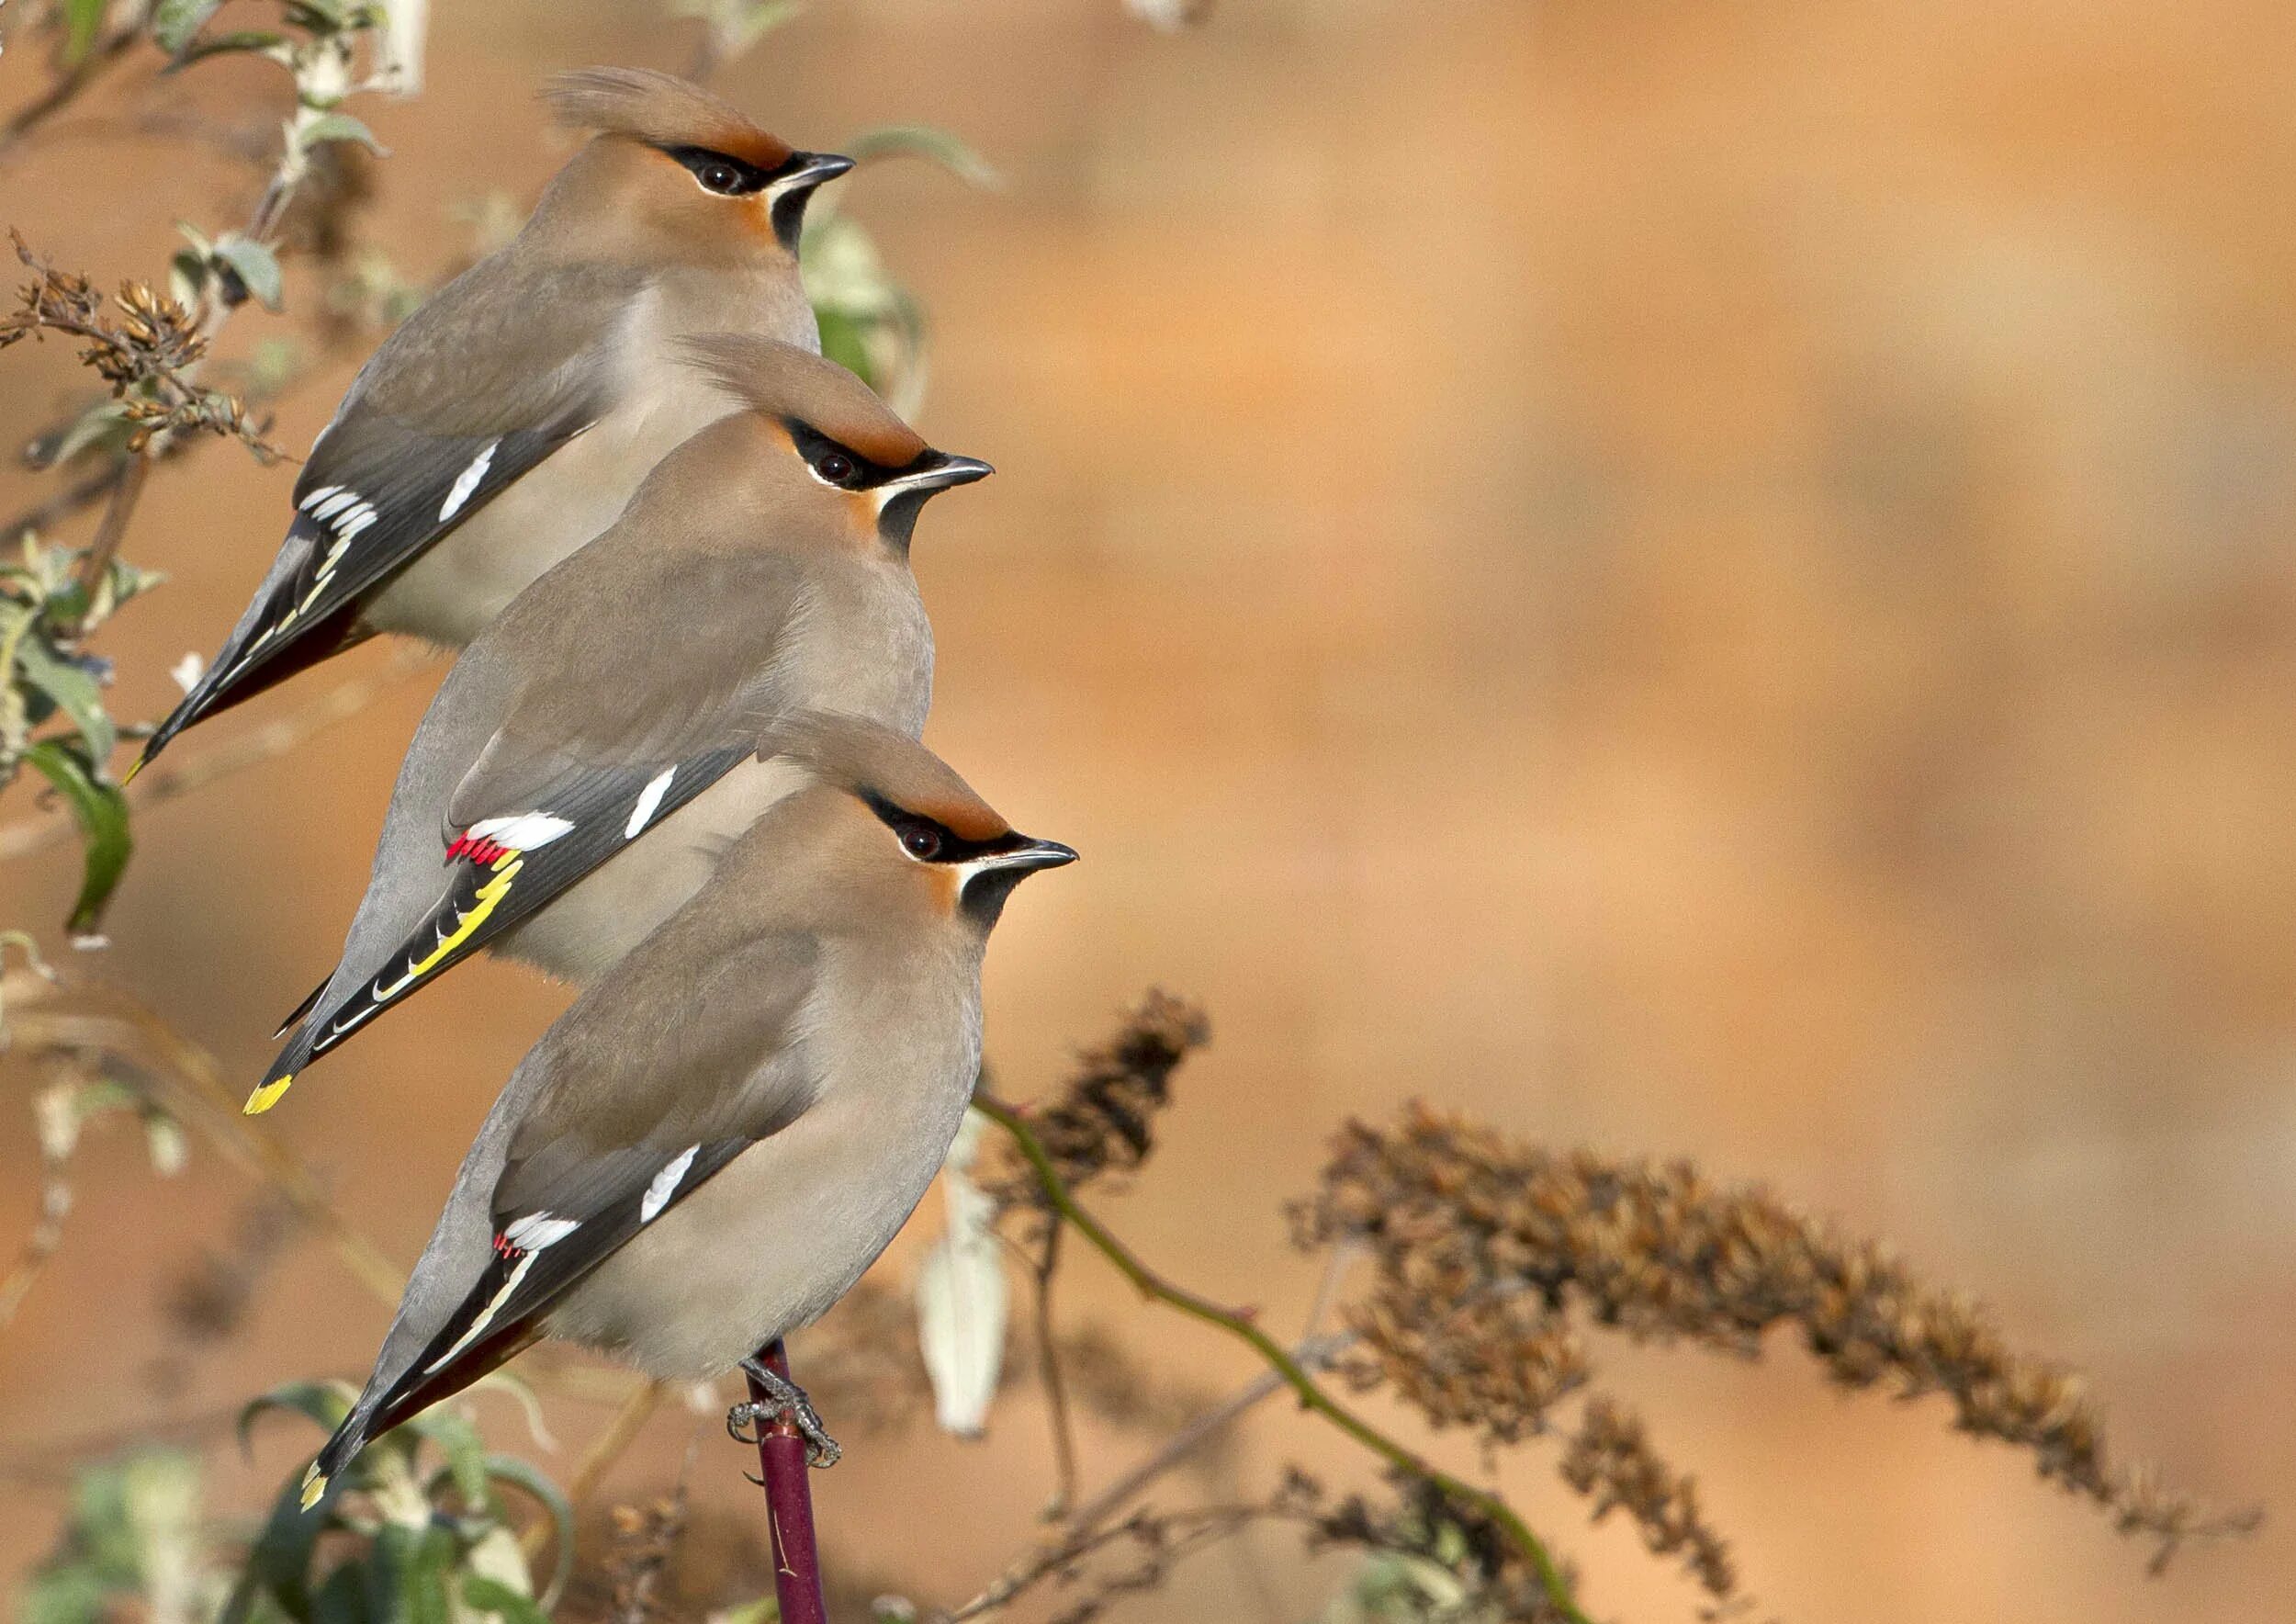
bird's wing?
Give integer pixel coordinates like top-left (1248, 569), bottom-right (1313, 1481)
top-left (251, 556), bottom-right (812, 1109)
top-left (307, 938), bottom-right (820, 1495)
top-left (443, 548), bottom-right (815, 821)
top-left (141, 258), bottom-right (646, 761)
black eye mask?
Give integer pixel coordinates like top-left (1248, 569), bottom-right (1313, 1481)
top-left (660, 145), bottom-right (772, 196)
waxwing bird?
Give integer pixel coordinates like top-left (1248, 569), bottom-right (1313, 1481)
top-left (134, 67), bottom-right (853, 773)
top-left (298, 714), bottom-right (1075, 1506)
top-left (247, 335), bottom-right (992, 1114)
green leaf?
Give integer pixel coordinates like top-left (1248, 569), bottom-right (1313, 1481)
top-left (169, 248), bottom-right (213, 309)
top-left (843, 124), bottom-right (1001, 189)
top-left (164, 29), bottom-right (294, 71)
top-left (224, 1468), bottom-right (328, 1624)
top-left (307, 1562), bottom-right (367, 1624)
top-left (405, 1409), bottom-right (488, 1507)
top-left (20, 1566), bottom-right (109, 1624)
top-left (478, 1458), bottom-right (574, 1609)
top-left (61, 0), bottom-right (107, 65)
top-left (299, 112), bottom-right (389, 156)
top-left (238, 1381), bottom-right (357, 1455)
top-left (458, 1578), bottom-right (546, 1624)
top-left (815, 306), bottom-right (877, 391)
top-left (21, 741), bottom-right (130, 942)
top-left (17, 635), bottom-right (116, 762)
top-left (721, 0), bottom-right (805, 54)
top-left (39, 402), bottom-right (134, 469)
top-left (365, 1523), bottom-right (456, 1624)
top-left (461, 1371), bottom-right (557, 1454)
top-left (214, 237), bottom-right (286, 312)
top-left (152, 0), bottom-right (226, 53)
top-left (286, 0), bottom-right (355, 33)
top-left (62, 1458), bottom-right (142, 1583)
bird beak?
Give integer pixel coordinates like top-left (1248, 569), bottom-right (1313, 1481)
top-left (984, 836), bottom-right (1077, 874)
top-left (954, 835), bottom-right (1075, 924)
top-left (882, 453), bottom-right (995, 498)
top-left (772, 151), bottom-right (856, 196)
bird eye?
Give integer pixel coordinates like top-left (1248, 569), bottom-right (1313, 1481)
top-left (697, 161), bottom-right (745, 195)
top-left (901, 825), bottom-right (942, 861)
top-left (814, 451), bottom-right (856, 484)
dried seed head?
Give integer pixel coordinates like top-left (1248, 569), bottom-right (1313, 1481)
top-left (1285, 1467), bottom-right (1585, 1624)
top-left (982, 991), bottom-right (1210, 1207)
top-left (1299, 1103), bottom-right (2260, 1572)
top-left (1559, 1397), bottom-right (1738, 1603)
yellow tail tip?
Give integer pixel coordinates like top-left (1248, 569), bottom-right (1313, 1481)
top-left (121, 754), bottom-right (146, 786)
top-left (298, 1467), bottom-right (327, 1511)
top-left (243, 1075), bottom-right (294, 1115)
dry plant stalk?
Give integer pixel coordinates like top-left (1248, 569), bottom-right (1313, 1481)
top-left (1, 233), bottom-right (276, 457)
top-left (979, 989), bottom-right (1209, 1207)
top-left (1299, 1103), bottom-right (2263, 1579)
top-left (949, 1468), bottom-right (1589, 1624)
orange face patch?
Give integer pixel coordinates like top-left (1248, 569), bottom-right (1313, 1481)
top-left (913, 796), bottom-right (1010, 846)
top-left (688, 120), bottom-right (794, 175)
top-left (926, 865), bottom-right (962, 916)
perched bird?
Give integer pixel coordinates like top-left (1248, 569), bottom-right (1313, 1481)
top-left (298, 714), bottom-right (1075, 1505)
top-left (248, 335), bottom-right (991, 1114)
top-left (136, 67), bottom-right (852, 773)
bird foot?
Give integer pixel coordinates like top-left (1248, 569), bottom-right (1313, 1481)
top-left (728, 1360), bottom-right (841, 1468)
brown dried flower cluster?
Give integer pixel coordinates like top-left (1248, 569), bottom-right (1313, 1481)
top-left (1559, 1398), bottom-right (1736, 1604)
top-left (1298, 1103), bottom-right (2260, 1575)
top-left (1345, 1285), bottom-right (1589, 1449)
top-left (602, 1490), bottom-right (687, 1624)
top-left (1289, 1467), bottom-right (1580, 1624)
top-left (980, 990), bottom-right (1209, 1207)
top-left (943, 1467), bottom-right (1581, 1624)
top-left (2, 232), bottom-right (270, 456)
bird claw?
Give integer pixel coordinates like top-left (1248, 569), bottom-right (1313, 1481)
top-left (728, 1362), bottom-right (841, 1469)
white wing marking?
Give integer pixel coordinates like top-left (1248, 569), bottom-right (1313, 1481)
top-left (425, 1251), bottom-right (537, 1372)
top-left (625, 767), bottom-right (676, 839)
top-left (502, 1212), bottom-right (580, 1249)
top-left (640, 1145), bottom-right (699, 1223)
top-left (439, 439), bottom-right (500, 521)
top-left (466, 813), bottom-right (575, 850)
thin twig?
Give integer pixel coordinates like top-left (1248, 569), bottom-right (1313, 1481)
top-left (571, 1377), bottom-right (668, 1507)
top-left (1059, 1240), bottom-right (1358, 1536)
top-left (0, 457), bottom-right (134, 543)
top-left (0, 23), bottom-right (146, 157)
top-left (941, 1501), bottom-right (1279, 1624)
top-left (0, 1064), bottom-right (80, 1328)
top-left (0, 641), bottom-right (434, 860)
top-left (1030, 1220), bottom-right (1080, 1518)
top-left (523, 1377), bottom-right (668, 1562)
top-left (0, 969), bottom-right (403, 1306)
top-left (0, 1396), bottom-right (250, 1483)
top-left (73, 449), bottom-right (149, 612)
top-left (1060, 1333), bottom-right (1355, 1541)
top-left (973, 1092), bottom-right (1589, 1624)
top-left (1052, 1246), bottom-right (1408, 1542)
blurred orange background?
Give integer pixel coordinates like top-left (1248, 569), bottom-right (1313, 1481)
top-left (3, 1), bottom-right (2293, 1618)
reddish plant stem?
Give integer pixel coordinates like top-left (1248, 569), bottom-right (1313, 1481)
top-left (746, 1339), bottom-right (828, 1624)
